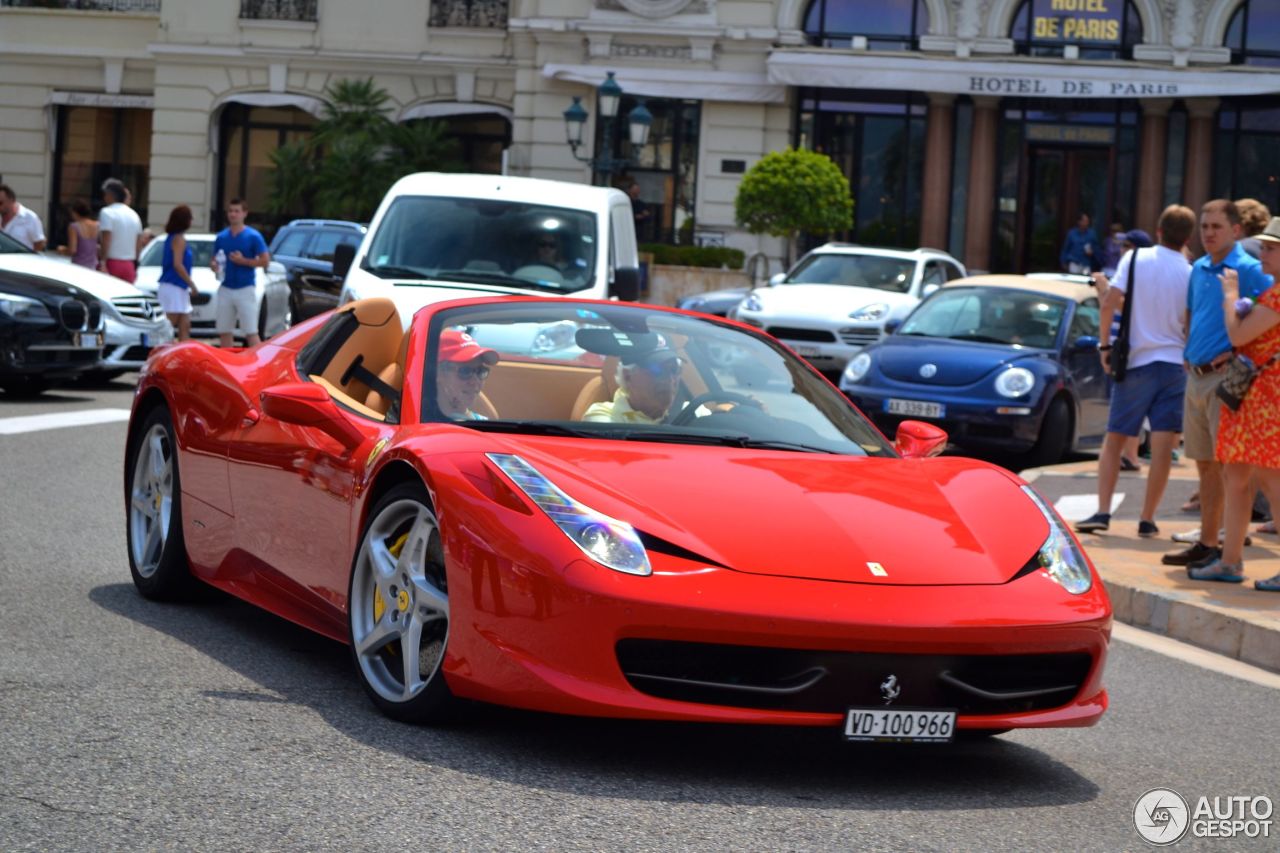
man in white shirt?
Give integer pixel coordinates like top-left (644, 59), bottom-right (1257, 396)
top-left (98, 178), bottom-right (143, 283)
top-left (1075, 204), bottom-right (1197, 538)
top-left (0, 185), bottom-right (46, 252)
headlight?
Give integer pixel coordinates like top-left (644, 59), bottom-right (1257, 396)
top-left (531, 321), bottom-right (575, 353)
top-left (844, 352), bottom-right (872, 383)
top-left (0, 291), bottom-right (52, 323)
top-left (849, 302), bottom-right (889, 322)
top-left (1021, 486), bottom-right (1093, 594)
top-left (994, 367), bottom-right (1035, 398)
top-left (487, 454), bottom-right (650, 576)
top-left (741, 292), bottom-right (763, 312)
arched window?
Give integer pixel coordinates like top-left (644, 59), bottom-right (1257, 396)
top-left (803, 0), bottom-right (928, 50)
top-left (216, 103), bottom-right (316, 232)
top-left (1009, 0), bottom-right (1143, 60)
top-left (1226, 0), bottom-right (1280, 65)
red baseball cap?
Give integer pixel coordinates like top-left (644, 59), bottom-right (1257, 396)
top-left (438, 329), bottom-right (498, 365)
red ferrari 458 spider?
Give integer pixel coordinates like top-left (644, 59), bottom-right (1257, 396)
top-left (124, 295), bottom-right (1110, 741)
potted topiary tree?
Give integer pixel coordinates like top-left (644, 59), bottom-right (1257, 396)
top-left (734, 147), bottom-right (853, 266)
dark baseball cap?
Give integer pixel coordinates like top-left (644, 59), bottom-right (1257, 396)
top-left (1124, 229), bottom-right (1153, 248)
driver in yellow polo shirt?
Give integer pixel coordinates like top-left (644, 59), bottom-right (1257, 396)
top-left (583, 344), bottom-right (682, 424)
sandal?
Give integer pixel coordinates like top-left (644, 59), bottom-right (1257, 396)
top-left (1258, 521), bottom-right (1277, 535)
top-left (1256, 573), bottom-right (1280, 592)
top-left (1120, 457), bottom-right (1141, 472)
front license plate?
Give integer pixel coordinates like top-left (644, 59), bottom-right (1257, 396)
top-left (77, 332), bottom-right (102, 349)
top-left (885, 398), bottom-right (944, 418)
top-left (793, 344), bottom-right (820, 357)
top-left (844, 708), bottom-right (956, 743)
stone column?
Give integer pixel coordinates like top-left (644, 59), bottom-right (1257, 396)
top-left (1135, 98), bottom-right (1173, 235)
top-left (919, 93), bottom-right (955, 251)
top-left (1183, 97), bottom-right (1220, 219)
top-left (963, 97), bottom-right (1000, 273)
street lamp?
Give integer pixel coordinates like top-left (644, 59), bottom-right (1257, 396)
top-left (562, 71), bottom-right (653, 176)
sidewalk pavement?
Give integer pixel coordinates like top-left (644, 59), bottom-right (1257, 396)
top-left (1024, 458), bottom-right (1280, 673)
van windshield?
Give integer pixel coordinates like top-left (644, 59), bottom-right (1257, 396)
top-left (361, 196), bottom-right (597, 294)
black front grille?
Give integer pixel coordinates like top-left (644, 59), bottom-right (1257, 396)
top-left (617, 639), bottom-right (1092, 715)
top-left (121, 345), bottom-right (150, 360)
top-left (58, 299), bottom-right (87, 331)
top-left (192, 292), bottom-right (212, 306)
top-left (87, 301), bottom-right (102, 329)
top-left (766, 326), bottom-right (837, 343)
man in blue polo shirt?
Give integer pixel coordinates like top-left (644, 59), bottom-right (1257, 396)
top-left (211, 198), bottom-right (270, 347)
top-left (1163, 199), bottom-right (1273, 570)
top-left (1060, 212), bottom-right (1098, 274)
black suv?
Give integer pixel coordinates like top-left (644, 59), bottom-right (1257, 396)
top-left (1, 267), bottom-right (105, 395)
top-left (268, 219), bottom-right (367, 321)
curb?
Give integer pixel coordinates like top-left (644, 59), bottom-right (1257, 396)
top-left (1102, 577), bottom-right (1280, 674)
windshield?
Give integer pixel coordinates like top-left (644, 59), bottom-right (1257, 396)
top-left (362, 196), bottom-right (597, 293)
top-left (900, 287), bottom-right (1067, 348)
top-left (421, 302), bottom-right (893, 456)
top-left (786, 253), bottom-right (916, 293)
top-left (139, 237), bottom-right (216, 268)
top-left (0, 231), bottom-right (34, 254)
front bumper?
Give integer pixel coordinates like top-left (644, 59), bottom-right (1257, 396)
top-left (439, 485), bottom-right (1111, 731)
top-left (1, 325), bottom-right (103, 380)
top-left (100, 314), bottom-right (174, 371)
top-left (734, 313), bottom-right (882, 370)
top-left (842, 385), bottom-right (1045, 452)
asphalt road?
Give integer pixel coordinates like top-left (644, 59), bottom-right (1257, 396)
top-left (1, 377), bottom-right (1277, 852)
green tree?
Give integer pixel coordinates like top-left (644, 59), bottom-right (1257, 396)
top-left (266, 78), bottom-right (463, 222)
top-left (734, 147), bottom-right (853, 263)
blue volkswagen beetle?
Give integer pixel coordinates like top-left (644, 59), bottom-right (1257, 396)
top-left (838, 275), bottom-right (1110, 467)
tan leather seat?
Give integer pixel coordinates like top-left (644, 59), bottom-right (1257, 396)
top-left (570, 356), bottom-right (620, 420)
top-left (365, 329), bottom-right (410, 416)
top-left (308, 298), bottom-right (402, 417)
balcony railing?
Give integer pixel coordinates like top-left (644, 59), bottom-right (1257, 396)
top-left (429, 0), bottom-right (507, 28)
top-left (0, 0), bottom-right (160, 11)
top-left (239, 0), bottom-right (316, 22)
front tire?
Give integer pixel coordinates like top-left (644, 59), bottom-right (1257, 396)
top-left (125, 405), bottom-right (194, 599)
top-left (1023, 397), bottom-right (1072, 469)
top-left (348, 482), bottom-right (456, 724)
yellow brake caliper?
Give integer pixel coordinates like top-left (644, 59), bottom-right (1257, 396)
top-left (372, 531), bottom-right (410, 626)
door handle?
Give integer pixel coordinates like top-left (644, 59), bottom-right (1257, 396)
top-left (242, 407), bottom-right (260, 425)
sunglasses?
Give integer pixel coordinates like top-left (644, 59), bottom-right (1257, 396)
top-left (447, 364), bottom-right (491, 380)
top-left (642, 359), bottom-right (682, 378)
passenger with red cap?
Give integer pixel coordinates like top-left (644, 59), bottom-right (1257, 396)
top-left (436, 329), bottom-right (499, 420)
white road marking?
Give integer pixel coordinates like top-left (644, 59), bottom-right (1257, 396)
top-left (1113, 622), bottom-right (1280, 690)
top-left (0, 408), bottom-right (131, 435)
top-left (1054, 492), bottom-right (1124, 521)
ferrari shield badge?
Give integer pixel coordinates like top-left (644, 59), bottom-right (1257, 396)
top-left (365, 437), bottom-right (389, 471)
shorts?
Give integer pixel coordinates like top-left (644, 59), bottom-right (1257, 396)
top-left (1182, 367), bottom-right (1225, 461)
top-left (105, 258), bottom-right (136, 283)
top-left (1106, 361), bottom-right (1185, 435)
top-left (215, 285), bottom-right (260, 336)
top-left (156, 282), bottom-right (191, 315)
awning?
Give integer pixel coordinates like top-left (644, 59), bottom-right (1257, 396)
top-left (398, 102), bottom-right (513, 122)
top-left (216, 91), bottom-right (327, 117)
top-left (542, 64), bottom-right (785, 103)
top-left (767, 51), bottom-right (1280, 99)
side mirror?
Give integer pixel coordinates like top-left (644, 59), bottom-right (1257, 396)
top-left (1073, 334), bottom-right (1100, 352)
top-left (884, 318), bottom-right (902, 335)
top-left (768, 273), bottom-right (786, 286)
top-left (611, 267), bottom-right (641, 302)
top-left (260, 382), bottom-right (365, 451)
top-left (332, 243), bottom-right (356, 280)
top-left (894, 420), bottom-right (948, 459)
top-left (921, 283), bottom-right (940, 298)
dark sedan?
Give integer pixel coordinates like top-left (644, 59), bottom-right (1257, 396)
top-left (839, 275), bottom-right (1109, 467)
top-left (268, 219), bottom-right (366, 321)
top-left (1, 268), bottom-right (105, 395)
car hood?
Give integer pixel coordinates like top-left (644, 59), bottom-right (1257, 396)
top-left (360, 278), bottom-right (591, 329)
top-left (750, 285), bottom-right (918, 322)
top-left (0, 266), bottom-right (96, 303)
top-left (491, 438), bottom-right (1048, 585)
top-left (875, 337), bottom-right (1046, 386)
top-left (0, 255), bottom-right (145, 301)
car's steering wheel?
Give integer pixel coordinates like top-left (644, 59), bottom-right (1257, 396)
top-left (670, 391), bottom-right (765, 426)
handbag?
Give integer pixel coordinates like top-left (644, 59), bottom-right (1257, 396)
top-left (1111, 251), bottom-right (1136, 382)
top-left (1216, 351), bottom-right (1280, 412)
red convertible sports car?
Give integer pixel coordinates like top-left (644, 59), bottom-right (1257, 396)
top-left (124, 295), bottom-right (1110, 741)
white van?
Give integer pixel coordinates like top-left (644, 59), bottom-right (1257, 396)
top-left (336, 173), bottom-right (642, 323)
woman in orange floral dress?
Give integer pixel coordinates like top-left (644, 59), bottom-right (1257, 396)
top-left (1210, 230), bottom-right (1280, 592)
